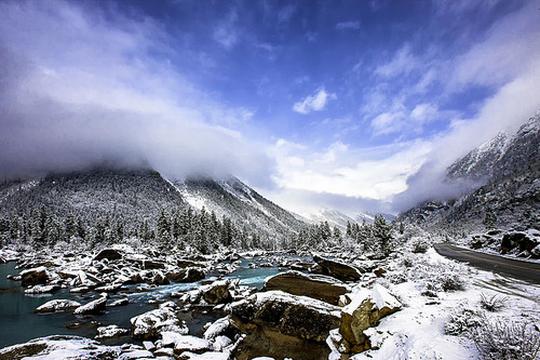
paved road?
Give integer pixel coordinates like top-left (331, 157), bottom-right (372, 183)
top-left (434, 243), bottom-right (540, 285)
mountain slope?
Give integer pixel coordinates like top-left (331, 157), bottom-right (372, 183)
top-left (400, 112), bottom-right (540, 231)
top-left (171, 176), bottom-right (305, 240)
top-left (0, 169), bottom-right (305, 245)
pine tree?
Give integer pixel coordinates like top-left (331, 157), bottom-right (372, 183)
top-left (373, 215), bottom-right (392, 256)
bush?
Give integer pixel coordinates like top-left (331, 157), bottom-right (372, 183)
top-left (444, 308), bottom-right (482, 335)
top-left (412, 239), bottom-right (429, 254)
top-left (479, 293), bottom-right (507, 312)
top-left (471, 318), bottom-right (540, 360)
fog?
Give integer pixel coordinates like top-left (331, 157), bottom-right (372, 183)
top-left (0, 1), bottom-right (273, 185)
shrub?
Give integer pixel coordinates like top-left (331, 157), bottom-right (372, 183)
top-left (444, 308), bottom-right (482, 335)
top-left (471, 318), bottom-right (540, 360)
top-left (479, 293), bottom-right (507, 312)
top-left (412, 239), bottom-right (429, 254)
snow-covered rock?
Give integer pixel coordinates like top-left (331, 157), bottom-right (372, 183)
top-left (0, 335), bottom-right (121, 359)
top-left (200, 280), bottom-right (232, 304)
top-left (95, 325), bottom-right (129, 339)
top-left (229, 290), bottom-right (340, 359)
top-left (161, 332), bottom-right (211, 354)
top-left (313, 255), bottom-right (362, 281)
top-left (339, 284), bottom-right (402, 352)
top-left (264, 270), bottom-right (348, 305)
top-left (34, 299), bottom-right (81, 313)
top-left (24, 284), bottom-right (60, 294)
top-left (131, 301), bottom-right (188, 340)
top-left (73, 295), bottom-right (107, 315)
top-left (20, 266), bottom-right (50, 287)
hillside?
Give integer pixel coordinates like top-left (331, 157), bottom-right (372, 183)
top-left (400, 111), bottom-right (540, 232)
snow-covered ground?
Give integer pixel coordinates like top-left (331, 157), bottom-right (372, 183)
top-left (348, 248), bottom-right (540, 359)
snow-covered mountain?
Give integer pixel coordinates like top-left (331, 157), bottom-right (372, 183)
top-left (306, 208), bottom-right (396, 229)
top-left (0, 168), bottom-right (305, 243)
top-left (171, 176), bottom-right (306, 239)
top-left (400, 111), bottom-right (540, 231)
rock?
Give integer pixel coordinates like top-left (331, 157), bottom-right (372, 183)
top-left (74, 295), bottom-right (107, 315)
top-left (203, 317), bottom-right (233, 341)
top-left (339, 284), bottom-right (401, 352)
top-left (177, 351), bottom-right (230, 360)
top-left (212, 336), bottom-right (232, 351)
top-left (0, 335), bottom-right (121, 359)
top-left (264, 271), bottom-right (348, 305)
top-left (34, 299), bottom-right (81, 313)
top-left (109, 297), bottom-right (129, 307)
top-left (142, 341), bottom-right (155, 351)
top-left (531, 244), bottom-right (540, 258)
top-left (25, 284), bottom-right (60, 294)
top-left (95, 325), bottom-right (129, 339)
top-left (143, 259), bottom-right (166, 270)
top-left (201, 280), bottom-right (232, 304)
top-left (500, 231), bottom-right (538, 254)
top-left (20, 266), bottom-right (50, 287)
top-left (161, 332), bottom-right (211, 354)
top-left (94, 248), bottom-right (123, 262)
top-left (180, 267), bottom-right (206, 283)
top-left (313, 255), bottom-right (362, 282)
top-left (230, 290), bottom-right (340, 360)
top-left (131, 301), bottom-right (188, 340)
top-left (117, 349), bottom-right (154, 360)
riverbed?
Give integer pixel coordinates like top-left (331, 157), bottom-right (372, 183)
top-left (0, 257), bottom-right (282, 348)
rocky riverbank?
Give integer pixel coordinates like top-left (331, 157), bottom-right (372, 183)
top-left (0, 244), bottom-right (403, 359)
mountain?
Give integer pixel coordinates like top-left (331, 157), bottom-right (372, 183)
top-left (400, 111), bottom-right (540, 232)
top-left (170, 176), bottom-right (306, 240)
top-left (0, 168), bottom-right (305, 246)
top-left (306, 208), bottom-right (358, 229)
top-left (306, 208), bottom-right (396, 229)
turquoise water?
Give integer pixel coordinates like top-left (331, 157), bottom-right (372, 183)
top-left (0, 257), bottom-right (282, 348)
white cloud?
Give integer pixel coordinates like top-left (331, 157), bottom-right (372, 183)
top-left (270, 138), bottom-right (432, 204)
top-left (375, 44), bottom-right (418, 78)
top-left (336, 21), bottom-right (361, 31)
top-left (0, 0), bottom-right (272, 184)
top-left (293, 88), bottom-right (336, 114)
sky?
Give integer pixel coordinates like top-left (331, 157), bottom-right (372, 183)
top-left (0, 0), bottom-right (539, 216)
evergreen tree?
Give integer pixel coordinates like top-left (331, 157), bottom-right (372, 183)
top-left (373, 215), bottom-right (392, 256)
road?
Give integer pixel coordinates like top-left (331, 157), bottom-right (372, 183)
top-left (434, 243), bottom-right (540, 285)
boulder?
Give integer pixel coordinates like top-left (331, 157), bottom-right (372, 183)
top-left (20, 266), bottom-right (50, 287)
top-left (0, 335), bottom-right (121, 359)
top-left (25, 284), bottom-right (60, 294)
top-left (181, 267), bottom-right (206, 283)
top-left (73, 295), bottom-right (107, 315)
top-left (108, 297), bottom-right (129, 307)
top-left (264, 271), bottom-right (348, 305)
top-left (130, 301), bottom-right (188, 340)
top-left (500, 231), bottom-right (538, 254)
top-left (313, 255), bottom-right (362, 282)
top-left (339, 284), bottom-right (401, 352)
top-left (94, 248), bottom-right (123, 262)
top-left (95, 325), bottom-right (129, 340)
top-left (229, 290), bottom-right (340, 360)
top-left (34, 299), bottom-right (81, 313)
top-left (201, 280), bottom-right (232, 304)
top-left (161, 332), bottom-right (211, 354)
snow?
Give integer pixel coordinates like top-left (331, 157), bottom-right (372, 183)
top-left (251, 290), bottom-right (341, 316)
top-left (161, 332), bottom-right (211, 352)
top-left (343, 284), bottom-right (401, 316)
top-left (348, 245), bottom-right (540, 360)
top-left (35, 299), bottom-right (81, 313)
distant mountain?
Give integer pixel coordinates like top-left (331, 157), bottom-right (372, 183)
top-left (400, 111), bottom-right (540, 231)
top-left (0, 168), bottom-right (305, 244)
top-left (306, 208), bottom-right (358, 229)
top-left (306, 208), bottom-right (396, 229)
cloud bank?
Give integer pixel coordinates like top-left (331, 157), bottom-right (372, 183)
top-left (0, 0), bottom-right (272, 185)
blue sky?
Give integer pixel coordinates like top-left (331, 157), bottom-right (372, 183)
top-left (1, 0), bottom-right (539, 215)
